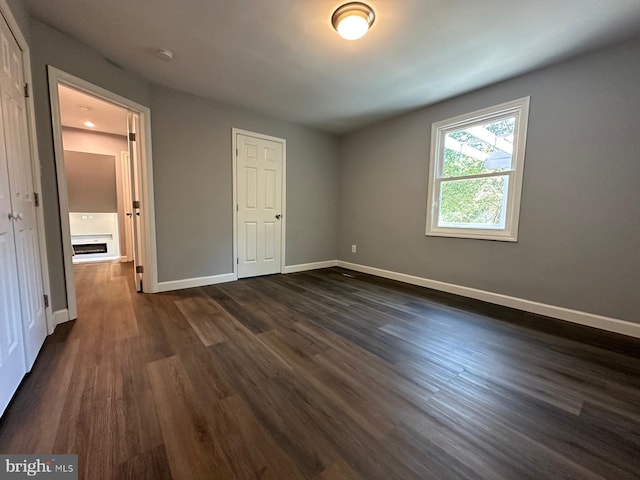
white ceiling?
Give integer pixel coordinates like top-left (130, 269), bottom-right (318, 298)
top-left (27, 0), bottom-right (640, 133)
top-left (58, 84), bottom-right (128, 136)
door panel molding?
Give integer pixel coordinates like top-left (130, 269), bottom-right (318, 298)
top-left (232, 128), bottom-right (286, 280)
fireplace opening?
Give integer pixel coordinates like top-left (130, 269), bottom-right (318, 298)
top-left (73, 243), bottom-right (108, 255)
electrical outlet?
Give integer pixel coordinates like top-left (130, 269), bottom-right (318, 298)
top-left (351, 244), bottom-right (357, 253)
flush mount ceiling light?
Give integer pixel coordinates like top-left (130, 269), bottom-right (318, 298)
top-left (332, 2), bottom-right (375, 41)
top-left (84, 121), bottom-right (95, 128)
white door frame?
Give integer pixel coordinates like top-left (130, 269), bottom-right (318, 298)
top-left (48, 67), bottom-right (159, 322)
top-left (232, 128), bottom-right (286, 279)
top-left (0, 1), bottom-right (54, 334)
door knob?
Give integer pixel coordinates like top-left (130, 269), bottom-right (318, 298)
top-left (7, 212), bottom-right (15, 220)
top-left (126, 212), bottom-right (133, 217)
top-left (15, 213), bottom-right (23, 220)
top-left (275, 214), bottom-right (282, 219)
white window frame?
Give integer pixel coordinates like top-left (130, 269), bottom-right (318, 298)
top-left (426, 97), bottom-right (530, 242)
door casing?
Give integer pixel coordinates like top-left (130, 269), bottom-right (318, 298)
top-left (232, 128), bottom-right (286, 279)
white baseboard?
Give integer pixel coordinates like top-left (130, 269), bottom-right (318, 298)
top-left (72, 255), bottom-right (120, 264)
top-left (52, 309), bottom-right (70, 330)
top-left (337, 261), bottom-right (640, 339)
top-left (155, 260), bottom-right (338, 292)
top-left (283, 260), bottom-right (338, 274)
top-left (155, 272), bottom-right (237, 293)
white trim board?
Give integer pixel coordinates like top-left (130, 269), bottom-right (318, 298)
top-left (52, 309), bottom-right (70, 328)
top-left (156, 260), bottom-right (336, 292)
top-left (155, 260), bottom-right (337, 293)
top-left (282, 260), bottom-right (338, 274)
top-left (156, 273), bottom-right (236, 293)
top-left (337, 261), bottom-right (640, 339)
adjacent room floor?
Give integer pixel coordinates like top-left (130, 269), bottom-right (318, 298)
top-left (0, 262), bottom-right (639, 479)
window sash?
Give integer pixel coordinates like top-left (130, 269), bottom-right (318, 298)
top-left (425, 96), bottom-right (530, 242)
top-left (433, 171), bottom-right (514, 230)
top-left (436, 113), bottom-right (520, 179)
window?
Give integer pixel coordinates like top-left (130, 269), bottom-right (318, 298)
top-left (426, 97), bottom-right (530, 241)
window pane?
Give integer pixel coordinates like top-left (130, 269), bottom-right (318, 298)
top-left (441, 116), bottom-right (516, 177)
top-left (438, 175), bottom-right (509, 228)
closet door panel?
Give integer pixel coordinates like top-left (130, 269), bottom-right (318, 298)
top-left (0, 84), bottom-right (25, 417)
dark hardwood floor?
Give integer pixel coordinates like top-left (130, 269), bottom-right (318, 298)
top-left (1, 262), bottom-right (639, 479)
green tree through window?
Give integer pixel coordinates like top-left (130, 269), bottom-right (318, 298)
top-left (440, 118), bottom-right (514, 226)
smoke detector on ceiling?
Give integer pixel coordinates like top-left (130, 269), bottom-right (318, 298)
top-left (155, 48), bottom-right (174, 62)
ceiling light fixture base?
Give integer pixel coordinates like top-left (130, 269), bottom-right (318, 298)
top-left (332, 2), bottom-right (375, 41)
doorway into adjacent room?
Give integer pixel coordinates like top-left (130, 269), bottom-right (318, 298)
top-left (57, 84), bottom-right (133, 267)
top-left (49, 68), bottom-right (157, 321)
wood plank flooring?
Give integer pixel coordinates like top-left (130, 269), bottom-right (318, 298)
top-left (1, 262), bottom-right (639, 479)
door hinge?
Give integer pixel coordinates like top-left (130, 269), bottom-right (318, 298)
top-left (237, 257), bottom-right (239, 265)
top-left (136, 265), bottom-right (144, 274)
top-left (236, 148), bottom-right (239, 156)
top-left (236, 204), bottom-right (238, 211)
top-left (132, 200), bottom-right (140, 209)
top-left (43, 294), bottom-right (49, 308)
top-left (129, 132), bottom-right (136, 142)
top-left (24, 83), bottom-right (29, 98)
top-left (34, 192), bottom-right (40, 207)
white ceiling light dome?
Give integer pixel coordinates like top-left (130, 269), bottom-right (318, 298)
top-left (332, 2), bottom-right (376, 41)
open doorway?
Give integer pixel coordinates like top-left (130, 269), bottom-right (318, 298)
top-left (58, 85), bottom-right (133, 267)
top-left (48, 68), bottom-right (157, 321)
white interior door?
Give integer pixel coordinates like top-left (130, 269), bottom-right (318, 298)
top-left (237, 133), bottom-right (283, 278)
top-left (0, 87), bottom-right (26, 417)
top-left (127, 112), bottom-right (143, 291)
top-left (0, 16), bottom-right (46, 370)
top-left (119, 151), bottom-right (134, 262)
top-left (0, 12), bottom-right (46, 415)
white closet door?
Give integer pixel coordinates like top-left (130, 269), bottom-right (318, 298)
top-left (0, 15), bottom-right (46, 371)
top-left (0, 82), bottom-right (25, 417)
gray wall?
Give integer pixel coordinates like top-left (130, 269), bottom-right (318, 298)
top-left (64, 151), bottom-right (117, 213)
top-left (29, 18), bottom-right (151, 310)
top-left (20, 4), bottom-right (639, 323)
top-left (151, 84), bottom-right (339, 282)
top-left (28, 15), bottom-right (338, 306)
top-left (338, 37), bottom-right (640, 323)
top-left (6, 0), bottom-right (30, 40)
